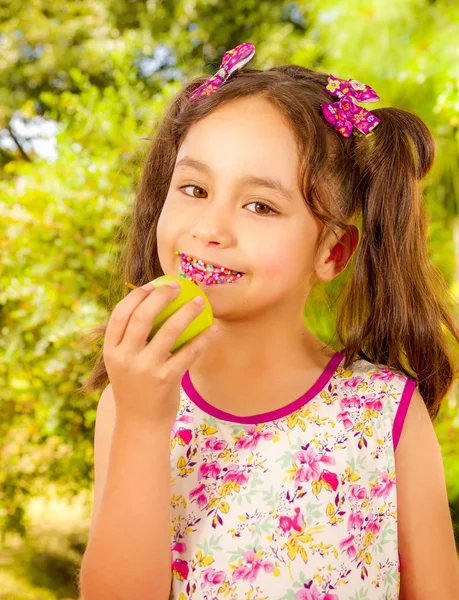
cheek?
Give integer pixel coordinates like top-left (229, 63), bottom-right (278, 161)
top-left (156, 211), bottom-right (167, 254)
top-left (156, 203), bottom-right (177, 265)
top-left (252, 227), bottom-right (313, 284)
top-left (256, 243), bottom-right (294, 281)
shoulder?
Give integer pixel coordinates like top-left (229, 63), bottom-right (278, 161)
top-left (395, 387), bottom-right (459, 598)
top-left (395, 386), bottom-right (439, 470)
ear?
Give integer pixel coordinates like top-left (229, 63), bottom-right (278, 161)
top-left (314, 226), bottom-right (359, 282)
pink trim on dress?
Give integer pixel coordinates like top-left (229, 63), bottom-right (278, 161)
top-left (181, 350), bottom-right (345, 425)
top-left (393, 377), bottom-right (417, 452)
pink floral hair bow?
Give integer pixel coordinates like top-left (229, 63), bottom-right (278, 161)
top-left (188, 42), bottom-right (256, 103)
top-left (320, 75), bottom-right (381, 138)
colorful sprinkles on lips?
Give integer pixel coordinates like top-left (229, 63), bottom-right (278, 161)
top-left (175, 250), bottom-right (244, 286)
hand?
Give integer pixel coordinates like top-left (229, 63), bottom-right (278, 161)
top-left (103, 282), bottom-right (218, 428)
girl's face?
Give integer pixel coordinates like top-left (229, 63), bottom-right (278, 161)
top-left (157, 95), bottom-right (334, 323)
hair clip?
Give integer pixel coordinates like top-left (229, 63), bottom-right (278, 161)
top-left (188, 42), bottom-right (256, 103)
top-left (320, 75), bottom-right (381, 138)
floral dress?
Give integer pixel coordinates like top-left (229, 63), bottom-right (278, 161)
top-left (169, 350), bottom-right (417, 600)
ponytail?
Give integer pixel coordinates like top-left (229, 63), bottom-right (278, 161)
top-left (336, 107), bottom-right (459, 420)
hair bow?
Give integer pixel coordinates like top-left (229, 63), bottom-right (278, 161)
top-left (320, 75), bottom-right (381, 138)
top-left (188, 42), bottom-right (256, 103)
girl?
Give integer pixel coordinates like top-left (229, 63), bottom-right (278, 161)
top-left (78, 43), bottom-right (459, 599)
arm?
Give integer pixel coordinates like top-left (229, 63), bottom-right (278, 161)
top-left (79, 384), bottom-right (173, 600)
top-left (395, 387), bottom-right (459, 599)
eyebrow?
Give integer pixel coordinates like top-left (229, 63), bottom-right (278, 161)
top-left (175, 157), bottom-right (294, 203)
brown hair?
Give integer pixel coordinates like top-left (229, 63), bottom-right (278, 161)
top-left (78, 64), bottom-right (459, 421)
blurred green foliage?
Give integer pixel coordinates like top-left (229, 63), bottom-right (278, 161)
top-left (1, 0), bottom-right (459, 573)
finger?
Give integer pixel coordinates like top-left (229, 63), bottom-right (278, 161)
top-left (141, 296), bottom-right (208, 364)
top-left (120, 283), bottom-right (181, 353)
top-left (161, 323), bottom-right (219, 381)
top-left (104, 285), bottom-right (154, 350)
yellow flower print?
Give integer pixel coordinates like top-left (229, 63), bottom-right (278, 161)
top-left (200, 423), bottom-right (218, 435)
top-left (344, 466), bottom-right (361, 483)
top-left (286, 537), bottom-right (309, 563)
top-left (287, 412), bottom-right (306, 430)
top-left (195, 549), bottom-right (214, 567)
top-left (327, 78), bottom-right (341, 92)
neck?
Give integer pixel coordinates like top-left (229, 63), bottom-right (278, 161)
top-left (191, 311), bottom-right (335, 380)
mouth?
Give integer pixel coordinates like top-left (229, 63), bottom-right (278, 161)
top-left (176, 250), bottom-right (245, 286)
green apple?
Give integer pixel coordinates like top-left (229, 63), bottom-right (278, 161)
top-left (146, 274), bottom-right (214, 353)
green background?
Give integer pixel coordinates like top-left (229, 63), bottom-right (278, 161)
top-left (1, 0), bottom-right (458, 597)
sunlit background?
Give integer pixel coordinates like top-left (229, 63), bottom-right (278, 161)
top-left (1, 1), bottom-right (458, 598)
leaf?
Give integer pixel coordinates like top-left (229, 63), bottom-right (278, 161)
top-left (208, 497), bottom-right (220, 510)
top-left (312, 480), bottom-right (322, 496)
top-left (201, 555), bottom-right (214, 566)
top-left (326, 502), bottom-right (335, 517)
top-left (286, 537), bottom-right (299, 560)
top-left (298, 545), bottom-right (309, 563)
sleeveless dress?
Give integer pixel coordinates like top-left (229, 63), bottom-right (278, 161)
top-left (169, 350), bottom-right (418, 600)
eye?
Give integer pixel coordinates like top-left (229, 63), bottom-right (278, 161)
top-left (178, 185), bottom-right (279, 217)
top-left (180, 184), bottom-right (207, 199)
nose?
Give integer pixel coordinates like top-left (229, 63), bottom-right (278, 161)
top-left (190, 199), bottom-right (234, 246)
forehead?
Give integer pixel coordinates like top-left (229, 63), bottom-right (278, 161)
top-left (176, 96), bottom-right (300, 183)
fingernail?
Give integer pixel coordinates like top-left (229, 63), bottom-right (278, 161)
top-left (141, 283), bottom-right (154, 290)
top-left (166, 281), bottom-right (180, 289)
top-left (210, 325), bottom-right (219, 334)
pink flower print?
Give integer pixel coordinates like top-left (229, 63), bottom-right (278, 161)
top-left (279, 506), bottom-right (305, 533)
top-left (349, 484), bottom-right (367, 500)
top-left (370, 368), bottom-right (395, 384)
top-left (340, 395), bottom-right (361, 410)
top-left (189, 483), bottom-right (208, 509)
top-left (279, 515), bottom-right (292, 533)
top-left (171, 414), bottom-right (193, 444)
top-left (320, 470), bottom-right (339, 492)
top-left (347, 510), bottom-right (364, 532)
top-left (296, 582), bottom-right (339, 600)
top-left (232, 550), bottom-right (274, 584)
top-left (234, 424), bottom-right (273, 451)
top-left (337, 410), bottom-right (353, 430)
top-left (362, 395), bottom-right (383, 412)
top-left (340, 534), bottom-right (357, 559)
top-left (201, 567), bottom-right (225, 588)
top-left (342, 375), bottom-right (364, 390)
top-left (293, 447), bottom-right (336, 484)
top-left (370, 471), bottom-right (395, 499)
top-left (203, 437), bottom-right (227, 452)
top-left (198, 461), bottom-right (221, 481)
top-left (365, 516), bottom-right (381, 536)
top-left (171, 413), bottom-right (193, 434)
top-left (175, 427), bottom-right (193, 445)
top-left (171, 558), bottom-right (189, 581)
top-left (171, 541), bottom-right (186, 554)
top-left (222, 464), bottom-right (248, 486)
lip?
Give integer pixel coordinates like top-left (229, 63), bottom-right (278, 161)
top-left (177, 251), bottom-right (245, 275)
